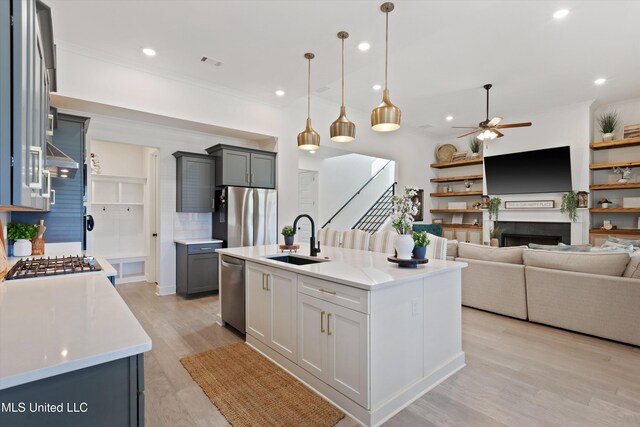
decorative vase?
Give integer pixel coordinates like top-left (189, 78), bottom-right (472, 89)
top-left (471, 152), bottom-right (479, 158)
top-left (601, 203), bottom-right (609, 209)
top-left (618, 178), bottom-right (629, 184)
top-left (490, 238), bottom-right (499, 247)
top-left (465, 187), bottom-right (471, 192)
top-left (284, 235), bottom-right (294, 246)
top-left (602, 133), bottom-right (615, 142)
top-left (413, 245), bottom-right (427, 259)
top-left (13, 239), bottom-right (32, 257)
top-left (394, 234), bottom-right (415, 260)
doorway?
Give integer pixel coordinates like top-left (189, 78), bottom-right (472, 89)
top-left (297, 170), bottom-right (318, 243)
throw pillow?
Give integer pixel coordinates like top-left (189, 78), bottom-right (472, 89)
top-left (607, 236), bottom-right (640, 248)
top-left (458, 242), bottom-right (526, 265)
top-left (591, 244), bottom-right (635, 254)
top-left (529, 243), bottom-right (592, 252)
top-left (623, 253), bottom-right (640, 279)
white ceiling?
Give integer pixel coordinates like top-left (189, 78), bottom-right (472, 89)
top-left (48, 0), bottom-right (640, 137)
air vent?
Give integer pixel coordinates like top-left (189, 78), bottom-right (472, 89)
top-left (316, 86), bottom-right (330, 93)
top-left (419, 124), bottom-right (433, 129)
top-left (200, 56), bottom-right (223, 67)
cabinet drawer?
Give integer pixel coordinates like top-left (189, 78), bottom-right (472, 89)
top-left (298, 275), bottom-right (369, 314)
top-left (187, 243), bottom-right (221, 254)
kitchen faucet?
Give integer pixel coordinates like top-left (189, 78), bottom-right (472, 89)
top-left (292, 214), bottom-right (321, 257)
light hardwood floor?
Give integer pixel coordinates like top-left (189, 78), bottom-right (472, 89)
top-left (117, 282), bottom-right (640, 427)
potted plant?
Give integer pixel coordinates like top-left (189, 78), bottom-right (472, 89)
top-left (560, 191), bottom-right (579, 222)
top-left (490, 226), bottom-right (502, 247)
top-left (598, 198), bottom-right (612, 209)
top-left (488, 197), bottom-right (501, 221)
top-left (472, 202), bottom-right (481, 210)
top-left (598, 111), bottom-right (618, 142)
top-left (7, 222), bottom-right (38, 257)
top-left (390, 186), bottom-right (420, 260)
top-left (281, 225), bottom-right (296, 246)
top-left (412, 231), bottom-right (430, 259)
top-left (469, 137), bottom-right (482, 158)
top-left (464, 180), bottom-right (473, 192)
top-left (613, 166), bottom-right (632, 184)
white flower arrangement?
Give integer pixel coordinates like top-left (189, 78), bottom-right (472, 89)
top-left (390, 186), bottom-right (420, 235)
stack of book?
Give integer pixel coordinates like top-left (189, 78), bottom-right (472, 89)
top-left (623, 124), bottom-right (640, 139)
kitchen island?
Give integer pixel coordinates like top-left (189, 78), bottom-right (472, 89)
top-left (0, 268), bottom-right (151, 426)
top-left (217, 244), bottom-right (467, 427)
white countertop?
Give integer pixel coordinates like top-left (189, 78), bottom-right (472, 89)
top-left (0, 272), bottom-right (152, 390)
top-left (174, 238), bottom-right (224, 245)
top-left (217, 245), bottom-right (467, 290)
top-left (6, 255), bottom-right (118, 278)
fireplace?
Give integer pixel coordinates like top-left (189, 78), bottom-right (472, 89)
top-left (497, 221), bottom-right (571, 247)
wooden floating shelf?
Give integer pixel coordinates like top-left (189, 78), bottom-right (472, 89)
top-left (441, 224), bottom-right (483, 229)
top-left (430, 157), bottom-right (483, 169)
top-left (589, 183), bottom-right (640, 190)
top-left (430, 209), bottom-right (483, 213)
top-left (430, 174), bottom-right (483, 183)
top-left (589, 137), bottom-right (640, 151)
top-left (590, 160), bottom-right (640, 170)
top-left (589, 228), bottom-right (640, 235)
top-left (430, 191), bottom-right (483, 197)
top-left (589, 208), bottom-right (640, 213)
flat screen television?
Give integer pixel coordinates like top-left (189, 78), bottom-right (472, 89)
top-left (484, 146), bottom-right (572, 195)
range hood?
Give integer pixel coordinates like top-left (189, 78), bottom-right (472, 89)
top-left (46, 142), bottom-right (78, 179)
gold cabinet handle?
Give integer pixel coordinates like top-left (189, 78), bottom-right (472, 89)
top-left (327, 313), bottom-right (332, 336)
top-left (320, 310), bottom-right (325, 333)
top-left (319, 288), bottom-right (336, 295)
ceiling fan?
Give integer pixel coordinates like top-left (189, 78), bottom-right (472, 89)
top-left (453, 84), bottom-right (532, 140)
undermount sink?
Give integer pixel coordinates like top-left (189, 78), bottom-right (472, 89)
top-left (264, 255), bottom-right (328, 266)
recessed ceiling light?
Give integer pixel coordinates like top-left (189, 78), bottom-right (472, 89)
top-left (142, 48), bottom-right (156, 57)
top-left (358, 42), bottom-right (371, 51)
top-left (446, 116), bottom-right (454, 121)
top-left (372, 84), bottom-right (382, 91)
top-left (553, 9), bottom-right (569, 19)
top-left (60, 168), bottom-right (69, 173)
top-left (275, 90), bottom-right (285, 97)
top-left (594, 78), bottom-right (607, 85)
top-left (60, 174), bottom-right (68, 178)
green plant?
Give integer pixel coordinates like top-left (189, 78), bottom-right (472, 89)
top-left (488, 197), bottom-right (501, 221)
top-left (412, 231), bottom-right (430, 247)
top-left (560, 191), bottom-right (579, 222)
top-left (7, 222), bottom-right (38, 241)
top-left (597, 198), bottom-right (612, 205)
top-left (469, 137), bottom-right (482, 154)
top-left (281, 225), bottom-right (295, 236)
top-left (598, 111), bottom-right (618, 134)
top-left (490, 226), bottom-right (503, 240)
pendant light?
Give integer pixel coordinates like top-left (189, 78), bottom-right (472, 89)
top-left (371, 2), bottom-right (401, 132)
top-left (297, 53), bottom-right (320, 151)
top-left (330, 31), bottom-right (356, 142)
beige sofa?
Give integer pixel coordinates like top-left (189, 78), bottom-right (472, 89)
top-left (453, 242), bottom-right (640, 346)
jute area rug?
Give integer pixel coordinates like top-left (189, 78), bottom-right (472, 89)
top-left (180, 343), bottom-right (345, 427)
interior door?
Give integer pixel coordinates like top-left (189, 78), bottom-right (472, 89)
top-left (297, 294), bottom-right (328, 381)
top-left (267, 267), bottom-right (297, 362)
top-left (245, 262), bottom-right (269, 344)
top-left (297, 170), bottom-right (318, 243)
top-left (326, 302), bottom-right (369, 408)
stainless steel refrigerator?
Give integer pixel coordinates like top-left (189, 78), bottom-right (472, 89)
top-left (213, 187), bottom-right (277, 247)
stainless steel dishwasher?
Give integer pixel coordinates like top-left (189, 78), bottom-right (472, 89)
top-left (220, 255), bottom-right (245, 334)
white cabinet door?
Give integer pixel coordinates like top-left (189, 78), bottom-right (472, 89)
top-left (326, 303), bottom-right (370, 408)
top-left (268, 267), bottom-right (298, 362)
top-left (246, 262), bottom-right (269, 344)
top-left (298, 294), bottom-right (328, 380)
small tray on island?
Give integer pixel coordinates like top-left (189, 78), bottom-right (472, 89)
top-left (387, 256), bottom-right (429, 268)
top-left (279, 244), bottom-right (300, 253)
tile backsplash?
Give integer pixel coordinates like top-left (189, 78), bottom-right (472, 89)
top-left (173, 213), bottom-right (211, 240)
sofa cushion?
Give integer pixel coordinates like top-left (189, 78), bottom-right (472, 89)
top-left (523, 249), bottom-right (630, 277)
top-left (529, 243), bottom-right (591, 252)
top-left (447, 239), bottom-right (458, 258)
top-left (623, 253), bottom-right (640, 279)
top-left (457, 242), bottom-right (526, 265)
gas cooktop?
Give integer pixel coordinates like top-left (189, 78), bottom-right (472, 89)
top-left (5, 255), bottom-right (102, 280)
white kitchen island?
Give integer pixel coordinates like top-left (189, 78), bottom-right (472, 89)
top-left (217, 244), bottom-right (467, 427)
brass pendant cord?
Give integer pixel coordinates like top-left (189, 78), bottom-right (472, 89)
top-left (307, 56), bottom-right (311, 119)
top-left (384, 9), bottom-right (389, 90)
top-left (341, 37), bottom-right (345, 107)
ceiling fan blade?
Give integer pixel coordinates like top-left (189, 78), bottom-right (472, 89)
top-left (487, 116), bottom-right (503, 127)
top-left (456, 129), bottom-right (482, 138)
top-left (494, 129), bottom-right (504, 138)
top-left (496, 122), bottom-right (532, 129)
top-left (451, 126), bottom-right (479, 129)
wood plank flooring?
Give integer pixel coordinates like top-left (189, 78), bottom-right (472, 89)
top-left (117, 282), bottom-right (640, 427)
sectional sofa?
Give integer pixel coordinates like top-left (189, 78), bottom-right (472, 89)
top-left (448, 242), bottom-right (640, 346)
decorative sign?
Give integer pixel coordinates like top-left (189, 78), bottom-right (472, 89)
top-left (504, 200), bottom-right (555, 209)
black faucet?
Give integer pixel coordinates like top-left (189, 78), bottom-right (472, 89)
top-left (292, 214), bottom-right (321, 257)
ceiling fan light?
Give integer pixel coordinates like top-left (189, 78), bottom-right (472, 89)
top-left (371, 89), bottom-right (401, 132)
top-left (478, 129), bottom-right (498, 141)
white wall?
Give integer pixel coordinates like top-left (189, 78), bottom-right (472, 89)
top-left (91, 140), bottom-right (148, 178)
top-left (1, 212), bottom-right (8, 255)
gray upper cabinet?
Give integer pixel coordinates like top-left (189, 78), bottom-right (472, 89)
top-left (173, 152), bottom-right (215, 213)
top-left (0, 0), bottom-right (55, 209)
top-left (207, 144), bottom-right (276, 189)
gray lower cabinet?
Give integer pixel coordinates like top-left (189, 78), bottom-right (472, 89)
top-left (176, 243), bottom-right (221, 296)
top-left (0, 354), bottom-right (144, 427)
top-left (206, 144), bottom-right (276, 189)
top-left (173, 152), bottom-right (215, 213)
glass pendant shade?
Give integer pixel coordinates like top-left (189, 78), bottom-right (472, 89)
top-left (298, 118), bottom-right (320, 150)
top-left (330, 31), bottom-right (356, 142)
top-left (371, 89), bottom-right (401, 132)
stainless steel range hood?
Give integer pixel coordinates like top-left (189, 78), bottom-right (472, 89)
top-left (46, 142), bottom-right (78, 178)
